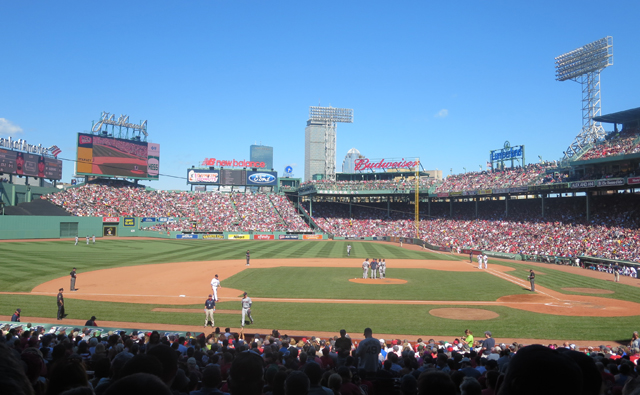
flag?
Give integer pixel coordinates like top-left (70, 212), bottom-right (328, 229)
top-left (486, 161), bottom-right (492, 168)
top-left (50, 145), bottom-right (62, 157)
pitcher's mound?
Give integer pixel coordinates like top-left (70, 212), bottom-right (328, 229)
top-left (562, 287), bottom-right (614, 294)
top-left (429, 308), bottom-right (499, 320)
top-left (349, 278), bottom-right (407, 284)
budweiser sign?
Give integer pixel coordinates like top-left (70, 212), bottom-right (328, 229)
top-left (354, 158), bottom-right (419, 171)
top-left (202, 158), bottom-right (266, 168)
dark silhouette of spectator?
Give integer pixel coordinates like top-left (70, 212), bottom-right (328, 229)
top-left (102, 373), bottom-right (172, 395)
top-left (46, 355), bottom-right (91, 395)
top-left (418, 370), bottom-right (457, 395)
top-left (191, 365), bottom-right (226, 395)
top-left (147, 344), bottom-right (179, 389)
top-left (0, 343), bottom-right (34, 395)
top-left (285, 370), bottom-right (310, 395)
top-left (228, 351), bottom-right (264, 395)
top-left (497, 345), bottom-right (583, 395)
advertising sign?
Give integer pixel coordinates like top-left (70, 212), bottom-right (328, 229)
top-left (141, 217), bottom-right (156, 223)
top-left (157, 217), bottom-right (176, 223)
top-left (628, 176), bottom-right (640, 185)
top-left (253, 234), bottom-right (275, 240)
top-left (246, 171), bottom-right (277, 186)
top-left (477, 189), bottom-right (492, 195)
top-left (509, 186), bottom-right (528, 193)
top-left (176, 234), bottom-right (198, 239)
top-left (102, 217), bottom-right (120, 223)
top-left (123, 217), bottom-right (135, 227)
top-left (596, 178), bottom-right (625, 187)
top-left (76, 133), bottom-right (159, 180)
top-left (202, 234), bottom-right (224, 239)
top-left (490, 146), bottom-right (523, 161)
top-left (201, 158), bottom-right (266, 168)
top-left (187, 169), bottom-right (220, 184)
top-left (279, 235), bottom-right (299, 240)
top-left (353, 158), bottom-right (419, 172)
top-left (228, 234), bottom-right (250, 239)
top-left (302, 234), bottom-right (323, 240)
top-left (570, 181), bottom-right (596, 189)
top-left (437, 193), bottom-right (449, 198)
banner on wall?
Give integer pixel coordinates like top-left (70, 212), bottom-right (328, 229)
top-left (228, 234), bottom-right (250, 240)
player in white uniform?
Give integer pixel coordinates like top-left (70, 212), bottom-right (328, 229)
top-left (483, 254), bottom-right (488, 269)
top-left (362, 258), bottom-right (370, 279)
top-left (241, 292), bottom-right (253, 326)
top-left (92, 235), bottom-right (96, 244)
top-left (75, 236), bottom-right (78, 246)
top-left (211, 274), bottom-right (221, 301)
top-left (347, 244), bottom-right (352, 256)
top-left (379, 259), bottom-right (386, 279)
top-left (478, 254), bottom-right (483, 269)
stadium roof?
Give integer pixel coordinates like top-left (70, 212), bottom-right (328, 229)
top-left (592, 107), bottom-right (640, 124)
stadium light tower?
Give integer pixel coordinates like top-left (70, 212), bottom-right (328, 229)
top-left (555, 36), bottom-right (613, 159)
top-left (307, 106), bottom-right (353, 181)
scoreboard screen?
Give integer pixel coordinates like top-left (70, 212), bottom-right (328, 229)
top-left (220, 169), bottom-right (246, 185)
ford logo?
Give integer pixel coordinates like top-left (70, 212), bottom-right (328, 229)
top-left (248, 173), bottom-right (275, 184)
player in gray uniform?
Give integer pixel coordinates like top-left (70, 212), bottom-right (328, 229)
top-left (362, 259), bottom-right (370, 279)
top-left (379, 259), bottom-right (386, 278)
top-left (70, 268), bottom-right (77, 291)
top-left (241, 291), bottom-right (253, 326)
top-left (75, 236), bottom-right (78, 246)
top-left (347, 244), bottom-right (352, 256)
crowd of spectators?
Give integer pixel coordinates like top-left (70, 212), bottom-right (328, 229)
top-left (308, 194), bottom-right (640, 264)
top-left (299, 178), bottom-right (438, 194)
top-left (434, 163), bottom-right (557, 193)
top-left (45, 185), bottom-right (312, 233)
top-left (578, 131), bottom-right (640, 161)
top-left (3, 324), bottom-right (640, 395)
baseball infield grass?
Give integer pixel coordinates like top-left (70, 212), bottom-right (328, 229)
top-left (1, 239), bottom-right (639, 341)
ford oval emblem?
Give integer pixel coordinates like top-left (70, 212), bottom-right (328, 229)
top-left (249, 173), bottom-right (275, 184)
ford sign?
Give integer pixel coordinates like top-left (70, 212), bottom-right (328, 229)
top-left (248, 173), bottom-right (276, 184)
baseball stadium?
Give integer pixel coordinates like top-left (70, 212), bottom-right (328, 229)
top-left (2, 37), bottom-right (640, 395)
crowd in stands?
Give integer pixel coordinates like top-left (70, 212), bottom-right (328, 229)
top-left (578, 130), bottom-right (640, 161)
top-left (44, 185), bottom-right (312, 233)
top-left (3, 324), bottom-right (640, 395)
top-left (299, 178), bottom-right (438, 193)
top-left (308, 194), bottom-right (640, 264)
top-left (434, 163), bottom-right (557, 193)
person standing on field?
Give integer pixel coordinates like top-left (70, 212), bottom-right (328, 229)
top-left (528, 269), bottom-right (536, 291)
top-left (75, 235), bottom-right (78, 246)
top-left (478, 254), bottom-right (483, 269)
top-left (241, 292), bottom-right (253, 326)
top-left (204, 294), bottom-right (216, 328)
top-left (211, 274), bottom-right (221, 301)
top-left (370, 259), bottom-right (378, 279)
top-left (483, 254), bottom-right (488, 270)
top-left (70, 268), bottom-right (77, 291)
top-left (246, 250), bottom-right (250, 266)
top-left (362, 258), bottom-right (370, 279)
top-left (92, 235), bottom-right (96, 244)
top-left (57, 288), bottom-right (65, 320)
top-left (347, 244), bottom-right (351, 257)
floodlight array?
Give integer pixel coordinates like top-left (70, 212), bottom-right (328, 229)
top-left (555, 36), bottom-right (613, 81)
top-left (309, 106), bottom-right (354, 123)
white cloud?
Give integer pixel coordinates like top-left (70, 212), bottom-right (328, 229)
top-left (0, 118), bottom-right (24, 136)
top-left (434, 109), bottom-right (449, 118)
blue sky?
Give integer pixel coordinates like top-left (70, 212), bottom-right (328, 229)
top-left (1, 1), bottom-right (638, 190)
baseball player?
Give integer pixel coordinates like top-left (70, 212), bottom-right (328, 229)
top-left (86, 235), bottom-right (89, 245)
top-left (75, 235), bottom-right (78, 246)
top-left (70, 268), bottom-right (77, 291)
top-left (370, 259), bottom-right (378, 279)
top-left (362, 258), bottom-right (370, 279)
top-left (379, 259), bottom-right (386, 278)
top-left (211, 274), bottom-right (221, 301)
top-left (204, 294), bottom-right (216, 327)
top-left (483, 254), bottom-right (488, 270)
top-left (92, 235), bottom-right (96, 244)
top-left (246, 250), bottom-right (250, 266)
top-left (241, 291), bottom-right (253, 326)
top-left (347, 244), bottom-right (352, 257)
top-left (478, 254), bottom-right (483, 269)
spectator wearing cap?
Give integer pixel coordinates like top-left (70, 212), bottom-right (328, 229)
top-left (85, 315), bottom-right (98, 326)
top-left (481, 331), bottom-right (495, 354)
top-left (459, 357), bottom-right (481, 378)
top-left (11, 308), bottom-right (21, 322)
top-left (335, 330), bottom-right (352, 367)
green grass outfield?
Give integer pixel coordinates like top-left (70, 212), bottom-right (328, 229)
top-left (1, 239), bottom-right (639, 341)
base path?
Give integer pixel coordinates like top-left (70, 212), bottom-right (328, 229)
top-left (30, 258), bottom-right (640, 317)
